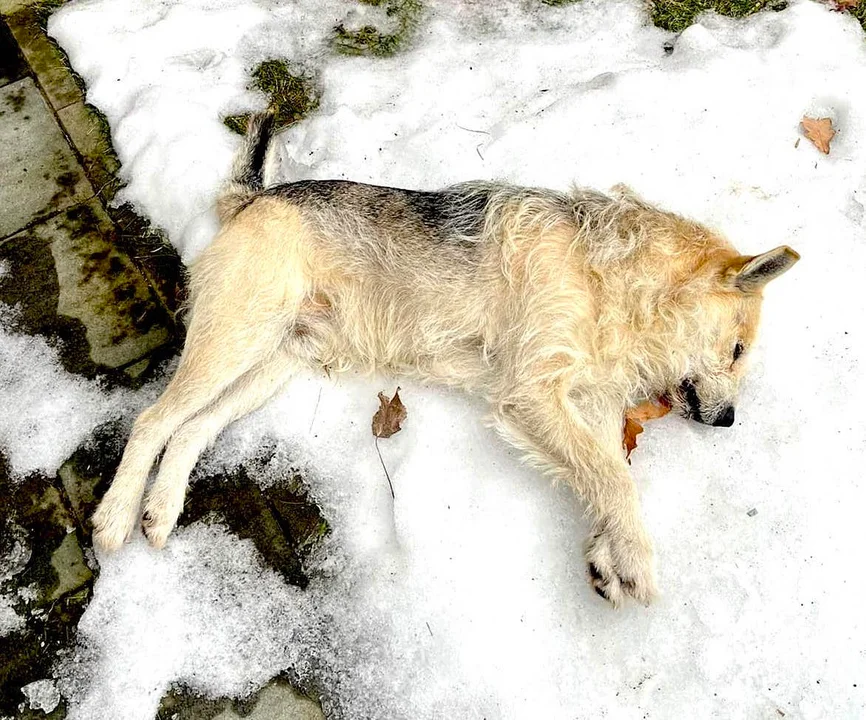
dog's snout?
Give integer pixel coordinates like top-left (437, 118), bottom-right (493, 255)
top-left (712, 405), bottom-right (735, 427)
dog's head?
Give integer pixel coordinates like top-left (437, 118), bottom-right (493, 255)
top-left (666, 245), bottom-right (799, 427)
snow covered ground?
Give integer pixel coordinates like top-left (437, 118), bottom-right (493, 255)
top-left (3, 0), bottom-right (861, 717)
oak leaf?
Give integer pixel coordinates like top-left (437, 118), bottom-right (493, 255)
top-left (623, 398), bottom-right (671, 463)
top-left (800, 116), bottom-right (836, 155)
top-left (372, 388), bottom-right (407, 439)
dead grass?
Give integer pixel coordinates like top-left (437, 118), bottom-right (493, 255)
top-left (333, 0), bottom-right (423, 57)
top-left (223, 59), bottom-right (319, 135)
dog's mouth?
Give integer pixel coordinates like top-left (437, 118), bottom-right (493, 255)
top-left (669, 379), bottom-right (736, 427)
top-left (675, 378), bottom-right (704, 423)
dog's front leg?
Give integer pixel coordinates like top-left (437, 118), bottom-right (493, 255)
top-left (495, 390), bottom-right (657, 607)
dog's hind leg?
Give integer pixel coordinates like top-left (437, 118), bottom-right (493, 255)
top-left (139, 349), bottom-right (301, 548)
top-left (92, 311), bottom-right (291, 551)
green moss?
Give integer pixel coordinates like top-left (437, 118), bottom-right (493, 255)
top-left (31, 0), bottom-right (71, 29)
top-left (650, 0), bottom-right (787, 33)
top-left (223, 59), bottom-right (319, 135)
top-left (333, 0), bottom-right (423, 57)
top-left (651, 0), bottom-right (866, 35)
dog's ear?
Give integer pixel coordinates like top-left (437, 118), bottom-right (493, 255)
top-left (725, 246), bottom-right (800, 291)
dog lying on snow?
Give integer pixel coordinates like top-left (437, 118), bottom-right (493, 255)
top-left (93, 113), bottom-right (798, 606)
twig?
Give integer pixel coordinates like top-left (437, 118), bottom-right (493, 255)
top-left (375, 437), bottom-right (395, 499)
top-left (425, 621), bottom-right (433, 636)
top-left (456, 123), bottom-right (491, 136)
top-left (309, 386), bottom-right (322, 433)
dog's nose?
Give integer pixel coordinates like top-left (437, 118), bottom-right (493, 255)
top-left (712, 405), bottom-right (735, 427)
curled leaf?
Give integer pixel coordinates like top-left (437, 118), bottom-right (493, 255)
top-left (623, 398), bottom-right (671, 462)
top-left (372, 388), bottom-right (407, 439)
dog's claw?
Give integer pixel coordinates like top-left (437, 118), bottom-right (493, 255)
top-left (585, 524), bottom-right (657, 608)
top-left (140, 492), bottom-right (183, 549)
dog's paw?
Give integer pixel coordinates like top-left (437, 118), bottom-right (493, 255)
top-left (585, 521), bottom-right (657, 608)
top-left (140, 490), bottom-right (184, 549)
top-left (92, 491), bottom-right (139, 551)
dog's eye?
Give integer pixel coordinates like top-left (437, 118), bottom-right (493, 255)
top-left (733, 342), bottom-right (744, 362)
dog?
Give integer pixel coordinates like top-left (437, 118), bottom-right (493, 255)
top-left (93, 113), bottom-right (798, 606)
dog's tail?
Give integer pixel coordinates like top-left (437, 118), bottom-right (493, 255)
top-left (217, 111), bottom-right (276, 222)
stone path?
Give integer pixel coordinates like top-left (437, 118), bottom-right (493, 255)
top-left (0, 4), bottom-right (325, 718)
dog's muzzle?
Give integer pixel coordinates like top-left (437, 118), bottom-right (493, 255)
top-left (678, 379), bottom-right (735, 427)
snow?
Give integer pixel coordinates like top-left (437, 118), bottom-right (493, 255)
top-left (0, 521), bottom-right (31, 638)
top-left (0, 306), bottom-right (155, 478)
top-left (10, 0), bottom-right (860, 717)
top-left (21, 679), bottom-right (61, 713)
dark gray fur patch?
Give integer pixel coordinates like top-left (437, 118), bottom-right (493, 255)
top-left (265, 180), bottom-right (490, 244)
top-left (235, 113), bottom-right (275, 191)
top-left (679, 378), bottom-right (703, 423)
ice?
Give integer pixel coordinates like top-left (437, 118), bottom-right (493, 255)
top-left (30, 0), bottom-right (866, 718)
top-left (56, 524), bottom-right (311, 719)
top-left (0, 593), bottom-right (25, 637)
top-left (21, 679), bottom-right (61, 713)
top-left (0, 307), bottom-right (156, 478)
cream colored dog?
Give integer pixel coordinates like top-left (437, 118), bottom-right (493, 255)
top-left (93, 114), bottom-right (798, 606)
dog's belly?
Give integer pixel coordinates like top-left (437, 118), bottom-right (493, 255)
top-left (313, 276), bottom-right (496, 389)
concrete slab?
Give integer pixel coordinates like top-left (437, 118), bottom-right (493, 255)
top-left (159, 678), bottom-right (325, 720)
top-left (7, 8), bottom-right (80, 112)
top-left (214, 681), bottom-right (324, 720)
top-left (0, 463), bottom-right (92, 719)
top-left (0, 200), bottom-right (172, 375)
top-left (0, 0), bottom-right (50, 14)
top-left (0, 77), bottom-right (92, 238)
top-left (56, 100), bottom-right (121, 201)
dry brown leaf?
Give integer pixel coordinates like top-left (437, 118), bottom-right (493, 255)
top-left (832, 0), bottom-right (860, 10)
top-left (800, 116), bottom-right (836, 155)
top-left (372, 387), bottom-right (407, 439)
top-left (623, 398), bottom-right (671, 463)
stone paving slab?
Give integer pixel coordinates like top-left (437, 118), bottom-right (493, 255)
top-left (0, 199), bottom-right (172, 376)
top-left (0, 77), bottom-right (92, 238)
top-left (56, 99), bottom-right (122, 202)
top-left (214, 680), bottom-right (325, 720)
top-left (0, 0), bottom-right (48, 15)
top-left (5, 9), bottom-right (80, 112)
top-left (159, 678), bottom-right (325, 720)
top-left (0, 455), bottom-right (93, 720)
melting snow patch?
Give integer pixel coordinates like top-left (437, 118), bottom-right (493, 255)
top-left (0, 307), bottom-right (157, 478)
top-left (21, 679), bottom-right (61, 713)
top-left (0, 594), bottom-right (25, 637)
top-left (36, 0), bottom-right (866, 718)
